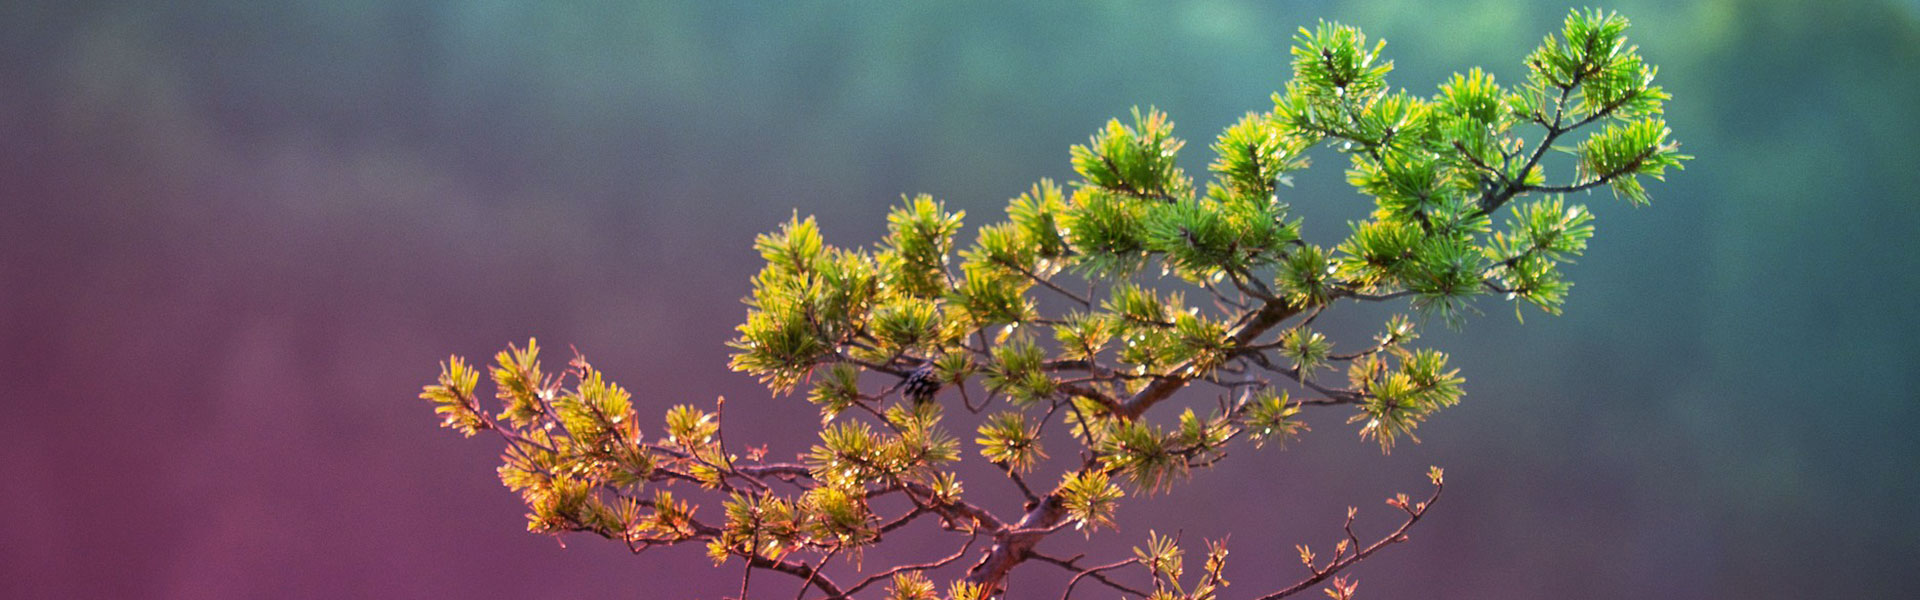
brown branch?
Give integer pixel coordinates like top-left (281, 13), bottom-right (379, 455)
top-left (995, 255), bottom-right (1092, 309)
top-left (793, 547), bottom-right (840, 600)
top-left (995, 462), bottom-right (1041, 506)
top-left (957, 379), bottom-right (984, 414)
top-left (875, 507), bottom-right (929, 537)
top-left (1527, 144), bottom-right (1660, 194)
top-left (1205, 276), bottom-right (1252, 312)
top-left (1226, 265), bottom-right (1280, 304)
top-left (1451, 139), bottom-right (1506, 184)
top-left (1117, 299), bottom-right (1305, 419)
top-left (1096, 154), bottom-right (1179, 203)
top-left (1030, 553), bottom-right (1148, 599)
top-left (1058, 382), bottom-right (1122, 413)
top-left (963, 495), bottom-right (1067, 593)
top-left (952, 298), bottom-right (1310, 593)
top-left (837, 530), bottom-right (981, 598)
top-left (1337, 289), bottom-right (1414, 302)
top-left (1242, 352), bottom-right (1365, 405)
top-left (1254, 478), bottom-right (1444, 600)
top-left (1474, 73), bottom-right (1635, 220)
top-left (738, 527), bottom-right (758, 600)
top-left (862, 481), bottom-right (1003, 533)
top-left (1327, 333), bottom-right (1402, 362)
top-left (748, 554), bottom-right (847, 599)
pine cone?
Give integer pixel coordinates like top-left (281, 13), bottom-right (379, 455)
top-left (901, 364), bottom-right (941, 404)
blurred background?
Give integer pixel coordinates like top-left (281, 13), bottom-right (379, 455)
top-left (3, 1), bottom-right (1916, 598)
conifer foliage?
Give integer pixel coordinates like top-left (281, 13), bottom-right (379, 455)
top-left (420, 11), bottom-right (1683, 599)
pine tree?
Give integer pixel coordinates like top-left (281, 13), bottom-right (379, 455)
top-left (419, 10), bottom-right (1684, 599)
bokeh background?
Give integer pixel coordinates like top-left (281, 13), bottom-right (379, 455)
top-left (4, 1), bottom-right (1917, 598)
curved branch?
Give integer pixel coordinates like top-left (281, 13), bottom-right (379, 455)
top-left (794, 547), bottom-right (841, 600)
top-left (838, 530), bottom-right (981, 598)
top-left (1031, 553), bottom-right (1148, 599)
top-left (1242, 352), bottom-right (1365, 405)
top-left (996, 256), bottom-right (1092, 309)
top-left (1254, 479), bottom-right (1444, 600)
top-left (749, 553), bottom-right (847, 599)
top-left (1117, 300), bottom-right (1305, 419)
top-left (963, 495), bottom-right (1067, 593)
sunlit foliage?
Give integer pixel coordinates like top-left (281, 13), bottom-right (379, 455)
top-left (422, 10), bottom-right (1680, 599)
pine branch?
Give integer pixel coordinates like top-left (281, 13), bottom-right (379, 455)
top-left (1117, 299), bottom-right (1305, 419)
top-left (1256, 475), bottom-right (1444, 600)
top-left (835, 531), bottom-right (981, 598)
top-left (1031, 553), bottom-right (1148, 599)
top-left (421, 11), bottom-right (1678, 598)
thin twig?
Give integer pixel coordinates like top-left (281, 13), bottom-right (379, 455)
top-left (838, 530), bottom-right (981, 597)
top-left (1254, 479), bottom-right (1444, 600)
top-left (794, 547), bottom-right (841, 600)
top-left (1031, 553), bottom-right (1148, 599)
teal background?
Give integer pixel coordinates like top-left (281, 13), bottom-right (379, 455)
top-left (3, 1), bottom-right (1916, 598)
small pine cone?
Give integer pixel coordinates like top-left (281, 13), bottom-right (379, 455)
top-left (901, 364), bottom-right (941, 404)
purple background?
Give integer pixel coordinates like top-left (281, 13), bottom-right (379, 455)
top-left (5, 2), bottom-right (1918, 598)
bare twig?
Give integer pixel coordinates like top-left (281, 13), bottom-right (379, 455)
top-left (1031, 553), bottom-right (1148, 599)
top-left (839, 530), bottom-right (981, 597)
top-left (794, 547), bottom-right (840, 600)
top-left (1255, 478), bottom-right (1445, 600)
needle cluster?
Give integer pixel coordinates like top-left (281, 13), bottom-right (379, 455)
top-left (421, 10), bottom-right (1682, 599)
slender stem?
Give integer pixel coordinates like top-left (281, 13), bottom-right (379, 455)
top-left (1031, 553), bottom-right (1147, 599)
top-left (1254, 480), bottom-right (1444, 600)
top-left (997, 462), bottom-right (1041, 506)
top-left (838, 531), bottom-right (980, 598)
top-left (998, 256), bottom-right (1092, 309)
top-left (748, 554), bottom-right (846, 599)
top-left (793, 547), bottom-right (840, 600)
top-left (738, 528), bottom-right (758, 600)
